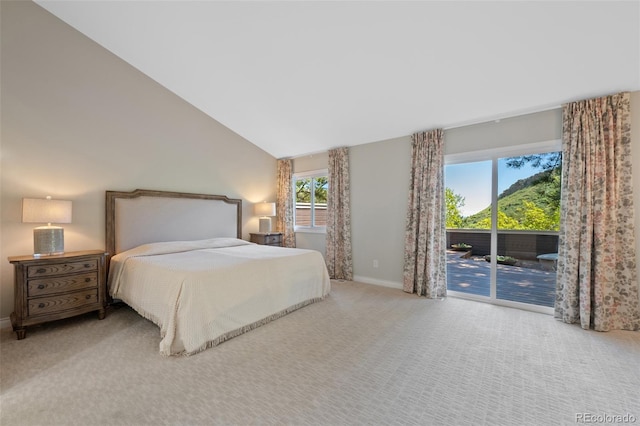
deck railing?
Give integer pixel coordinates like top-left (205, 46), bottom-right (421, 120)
top-left (447, 229), bottom-right (559, 307)
top-left (447, 229), bottom-right (558, 261)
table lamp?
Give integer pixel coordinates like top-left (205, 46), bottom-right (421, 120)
top-left (22, 196), bottom-right (72, 256)
top-left (254, 202), bottom-right (276, 233)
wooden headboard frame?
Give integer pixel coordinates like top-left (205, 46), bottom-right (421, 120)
top-left (105, 189), bottom-right (242, 257)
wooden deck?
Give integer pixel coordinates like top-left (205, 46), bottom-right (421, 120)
top-left (446, 251), bottom-right (556, 307)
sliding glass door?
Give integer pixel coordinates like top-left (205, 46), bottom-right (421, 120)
top-left (445, 160), bottom-right (492, 298)
top-left (445, 145), bottom-right (561, 311)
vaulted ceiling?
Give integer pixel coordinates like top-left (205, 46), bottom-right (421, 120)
top-left (35, 1), bottom-right (640, 159)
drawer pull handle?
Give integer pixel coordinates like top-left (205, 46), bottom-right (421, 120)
top-left (85, 278), bottom-right (91, 283)
top-left (38, 303), bottom-right (45, 309)
top-left (37, 284), bottom-right (45, 289)
top-left (37, 268), bottom-right (46, 274)
top-left (85, 295), bottom-right (91, 300)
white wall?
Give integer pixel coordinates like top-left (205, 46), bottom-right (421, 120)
top-left (0, 1), bottom-right (277, 319)
top-left (444, 109), bottom-right (562, 155)
top-left (350, 136), bottom-right (411, 287)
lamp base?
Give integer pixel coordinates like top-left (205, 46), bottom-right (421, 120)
top-left (33, 226), bottom-right (64, 256)
top-left (259, 217), bottom-right (272, 233)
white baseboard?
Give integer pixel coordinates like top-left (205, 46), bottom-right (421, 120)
top-left (1, 317), bottom-right (11, 330)
top-left (353, 275), bottom-right (403, 290)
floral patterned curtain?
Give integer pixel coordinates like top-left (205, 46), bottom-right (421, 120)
top-left (326, 147), bottom-right (353, 280)
top-left (276, 158), bottom-right (296, 248)
top-left (555, 92), bottom-right (640, 331)
top-left (403, 129), bottom-right (447, 297)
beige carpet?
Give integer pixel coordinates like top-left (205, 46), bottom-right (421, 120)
top-left (1, 281), bottom-right (639, 426)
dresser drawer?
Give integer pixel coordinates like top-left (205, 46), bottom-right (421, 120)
top-left (28, 289), bottom-right (98, 316)
top-left (250, 233), bottom-right (283, 246)
top-left (28, 272), bottom-right (98, 297)
top-left (27, 260), bottom-right (98, 278)
top-left (264, 235), bottom-right (281, 245)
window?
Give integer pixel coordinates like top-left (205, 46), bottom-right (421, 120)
top-left (294, 169), bottom-right (328, 231)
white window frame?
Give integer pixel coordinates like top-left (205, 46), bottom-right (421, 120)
top-left (293, 169), bottom-right (328, 233)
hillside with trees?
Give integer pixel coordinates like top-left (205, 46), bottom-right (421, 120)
top-left (446, 164), bottom-right (561, 231)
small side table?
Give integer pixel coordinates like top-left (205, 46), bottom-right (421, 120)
top-left (250, 232), bottom-right (283, 247)
top-left (8, 250), bottom-right (108, 340)
top-left (537, 253), bottom-right (558, 271)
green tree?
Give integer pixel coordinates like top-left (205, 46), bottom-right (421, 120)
top-left (296, 177), bottom-right (328, 204)
top-left (445, 188), bottom-right (465, 228)
top-left (518, 200), bottom-right (560, 231)
top-left (539, 169), bottom-right (561, 218)
top-left (502, 152), bottom-right (562, 231)
top-left (314, 177), bottom-right (328, 203)
top-left (296, 178), bottom-right (311, 203)
top-left (504, 152), bottom-right (561, 172)
top-left (472, 210), bottom-right (522, 230)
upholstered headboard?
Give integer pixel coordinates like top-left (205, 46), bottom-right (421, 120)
top-left (106, 189), bottom-right (242, 256)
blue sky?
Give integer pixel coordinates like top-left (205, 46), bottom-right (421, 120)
top-left (444, 160), bottom-right (543, 217)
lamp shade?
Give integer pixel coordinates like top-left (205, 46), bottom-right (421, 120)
top-left (22, 198), bottom-right (72, 224)
top-left (253, 202), bottom-right (276, 217)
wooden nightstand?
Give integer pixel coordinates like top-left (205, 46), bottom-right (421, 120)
top-left (250, 232), bottom-right (283, 247)
top-left (8, 250), bottom-right (108, 340)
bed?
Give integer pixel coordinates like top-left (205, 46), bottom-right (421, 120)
top-left (105, 189), bottom-right (331, 356)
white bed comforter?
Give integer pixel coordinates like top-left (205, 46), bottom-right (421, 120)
top-left (108, 238), bottom-right (331, 355)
